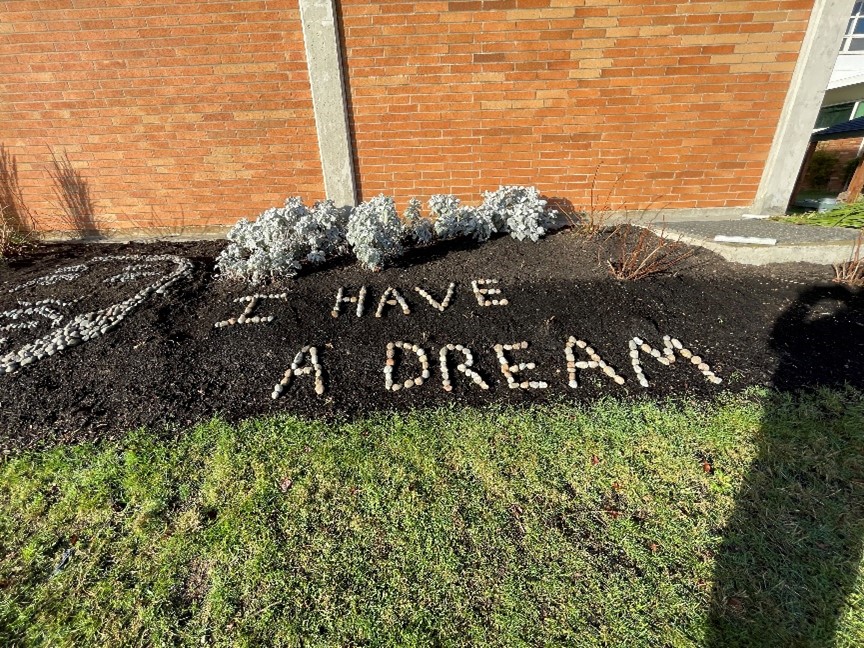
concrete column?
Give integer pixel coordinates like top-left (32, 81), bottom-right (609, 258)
top-left (751, 0), bottom-right (855, 215)
top-left (299, 0), bottom-right (357, 207)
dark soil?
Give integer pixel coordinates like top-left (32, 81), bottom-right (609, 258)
top-left (1, 230), bottom-right (863, 450)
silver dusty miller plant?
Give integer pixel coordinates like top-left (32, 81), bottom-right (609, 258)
top-left (428, 194), bottom-right (462, 240)
top-left (216, 186), bottom-right (555, 283)
top-left (216, 197), bottom-right (348, 283)
top-left (346, 194), bottom-right (405, 271)
top-left (403, 198), bottom-right (434, 245)
top-left (481, 185), bottom-right (556, 242)
top-left (428, 194), bottom-right (497, 242)
top-left (303, 199), bottom-right (349, 264)
top-left (461, 205), bottom-right (496, 242)
top-left (429, 186), bottom-right (554, 243)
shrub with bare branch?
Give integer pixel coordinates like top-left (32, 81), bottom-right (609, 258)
top-left (833, 234), bottom-right (864, 287)
top-left (0, 144), bottom-right (34, 257)
top-left (604, 223), bottom-right (695, 281)
top-left (48, 149), bottom-right (97, 237)
top-left (566, 165), bottom-right (621, 236)
top-left (566, 164), bottom-right (667, 238)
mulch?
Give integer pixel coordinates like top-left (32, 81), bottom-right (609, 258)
top-left (2, 230), bottom-right (863, 450)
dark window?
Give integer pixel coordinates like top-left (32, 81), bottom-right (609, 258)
top-left (815, 102), bottom-right (855, 129)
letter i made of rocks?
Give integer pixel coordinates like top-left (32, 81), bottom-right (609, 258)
top-left (215, 293), bottom-right (287, 328)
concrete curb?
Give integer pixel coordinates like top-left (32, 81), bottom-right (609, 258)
top-left (650, 226), bottom-right (858, 266)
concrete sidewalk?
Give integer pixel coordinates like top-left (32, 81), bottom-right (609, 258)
top-left (650, 219), bottom-right (861, 265)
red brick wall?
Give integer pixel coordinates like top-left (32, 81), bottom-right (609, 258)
top-left (1, 0), bottom-right (814, 232)
top-left (0, 0), bottom-right (324, 232)
top-left (340, 0), bottom-right (811, 212)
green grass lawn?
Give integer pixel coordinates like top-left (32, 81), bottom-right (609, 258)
top-left (1, 390), bottom-right (863, 647)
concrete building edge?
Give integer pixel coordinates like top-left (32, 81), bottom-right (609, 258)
top-left (298, 0), bottom-right (357, 207)
top-left (751, 0), bottom-right (856, 215)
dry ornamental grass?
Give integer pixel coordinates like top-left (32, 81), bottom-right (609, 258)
top-left (833, 234), bottom-right (864, 287)
top-left (0, 145), bottom-right (34, 258)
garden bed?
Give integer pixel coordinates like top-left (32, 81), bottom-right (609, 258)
top-left (1, 230), bottom-right (862, 450)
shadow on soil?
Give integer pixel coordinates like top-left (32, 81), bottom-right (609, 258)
top-left (708, 285), bottom-right (864, 645)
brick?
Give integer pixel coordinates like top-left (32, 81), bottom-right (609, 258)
top-left (0, 0), bottom-right (815, 226)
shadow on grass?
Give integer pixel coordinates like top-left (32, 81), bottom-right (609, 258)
top-left (708, 286), bottom-right (864, 645)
